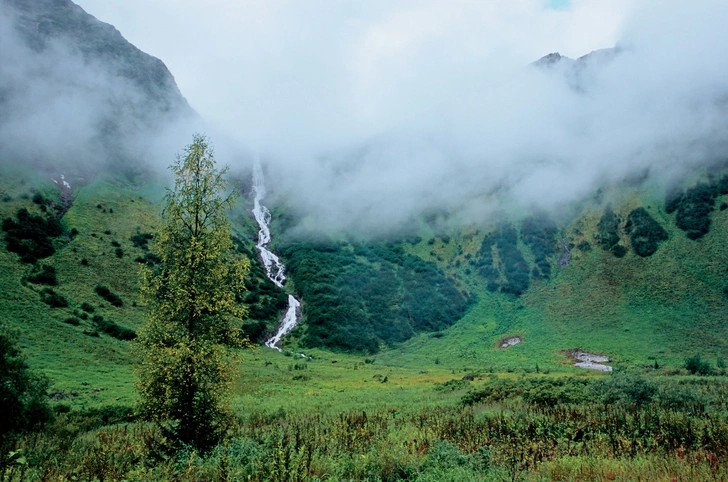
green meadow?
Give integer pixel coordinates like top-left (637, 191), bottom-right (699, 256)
top-left (2, 163), bottom-right (728, 480)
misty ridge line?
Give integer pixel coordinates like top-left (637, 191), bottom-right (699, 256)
top-left (259, 1), bottom-right (728, 237)
top-left (1, 1), bottom-right (728, 239)
top-left (0, 0), bottom-right (201, 177)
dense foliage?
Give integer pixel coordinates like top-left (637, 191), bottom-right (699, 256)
top-left (476, 234), bottom-right (500, 292)
top-left (0, 328), bottom-right (52, 462)
top-left (665, 174), bottom-right (728, 240)
top-left (475, 224), bottom-right (531, 295)
top-left (4, 375), bottom-right (728, 481)
top-left (596, 204), bottom-right (623, 256)
top-left (2, 208), bottom-right (63, 263)
top-left (521, 214), bottom-right (558, 279)
top-left (282, 241), bottom-right (469, 352)
top-left (624, 207), bottom-right (668, 257)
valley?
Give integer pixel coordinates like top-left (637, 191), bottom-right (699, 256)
top-left (2, 0), bottom-right (728, 480)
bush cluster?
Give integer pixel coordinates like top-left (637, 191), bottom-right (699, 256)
top-left (134, 253), bottom-right (160, 265)
top-left (624, 208), bottom-right (669, 257)
top-left (476, 223), bottom-right (537, 295)
top-left (521, 214), bottom-right (558, 279)
top-left (94, 285), bottom-right (123, 307)
top-left (685, 355), bottom-right (712, 375)
top-left (40, 288), bottom-right (68, 308)
top-left (27, 264), bottom-right (58, 285)
top-left (666, 175), bottom-right (728, 240)
top-left (2, 208), bottom-right (63, 263)
top-left (282, 240), bottom-right (469, 352)
top-left (92, 315), bottom-right (136, 341)
top-left (494, 225), bottom-right (530, 295)
top-left (0, 328), bottom-right (52, 451)
top-left (670, 183), bottom-right (717, 239)
top-left (130, 232), bottom-right (153, 250)
top-left (476, 234), bottom-right (500, 292)
top-left (596, 204), bottom-right (623, 255)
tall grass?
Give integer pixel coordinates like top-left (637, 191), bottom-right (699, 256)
top-left (5, 377), bottom-right (728, 481)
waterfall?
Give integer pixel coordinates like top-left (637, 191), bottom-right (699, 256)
top-left (250, 162), bottom-right (302, 350)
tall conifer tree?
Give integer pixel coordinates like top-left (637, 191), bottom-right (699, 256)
top-left (134, 134), bottom-right (249, 451)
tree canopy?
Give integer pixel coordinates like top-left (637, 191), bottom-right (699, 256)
top-left (134, 134), bottom-right (250, 452)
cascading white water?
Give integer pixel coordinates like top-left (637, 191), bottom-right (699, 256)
top-left (252, 164), bottom-right (286, 288)
top-left (250, 162), bottom-right (302, 350)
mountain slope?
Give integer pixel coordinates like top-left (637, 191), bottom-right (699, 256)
top-left (0, 0), bottom-right (197, 171)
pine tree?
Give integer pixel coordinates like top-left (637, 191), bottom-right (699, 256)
top-left (134, 134), bottom-right (250, 452)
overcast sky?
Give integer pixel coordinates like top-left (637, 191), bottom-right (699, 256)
top-left (68, 0), bottom-right (728, 236)
top-left (73, 0), bottom-right (635, 147)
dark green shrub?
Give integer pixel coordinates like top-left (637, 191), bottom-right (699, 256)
top-left (612, 245), bottom-right (627, 258)
top-left (522, 378), bottom-right (593, 407)
top-left (422, 440), bottom-right (469, 471)
top-left (0, 329), bottom-right (53, 448)
top-left (670, 183), bottom-right (717, 239)
top-left (27, 264), bottom-right (57, 285)
top-left (94, 285), bottom-right (123, 307)
top-left (40, 288), bottom-right (68, 308)
top-left (134, 253), bottom-right (160, 265)
top-left (596, 204), bottom-right (621, 253)
top-left (434, 379), bottom-right (470, 392)
top-left (2, 208), bottom-right (62, 263)
top-left (282, 241), bottom-right (468, 352)
top-left (130, 232), bottom-right (153, 250)
top-left (594, 373), bottom-right (657, 406)
top-left (625, 207), bottom-right (668, 257)
top-left (80, 302), bottom-right (95, 313)
top-left (521, 214), bottom-right (558, 279)
top-left (685, 355), bottom-right (712, 375)
top-left (114, 247), bottom-right (124, 258)
top-left (495, 224), bottom-right (530, 295)
top-left (62, 317), bottom-right (80, 326)
top-left (110, 240), bottom-right (121, 247)
top-left (477, 234), bottom-right (500, 290)
top-left (94, 317), bottom-right (136, 341)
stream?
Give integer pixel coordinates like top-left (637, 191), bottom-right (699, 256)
top-left (251, 163), bottom-right (302, 350)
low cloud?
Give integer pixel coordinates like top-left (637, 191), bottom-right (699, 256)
top-left (10, 0), bottom-right (728, 235)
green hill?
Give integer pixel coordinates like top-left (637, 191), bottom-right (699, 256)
top-left (3, 1), bottom-right (728, 479)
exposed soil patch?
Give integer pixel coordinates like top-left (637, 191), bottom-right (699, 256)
top-left (566, 349), bottom-right (612, 372)
top-left (498, 336), bottom-right (522, 348)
